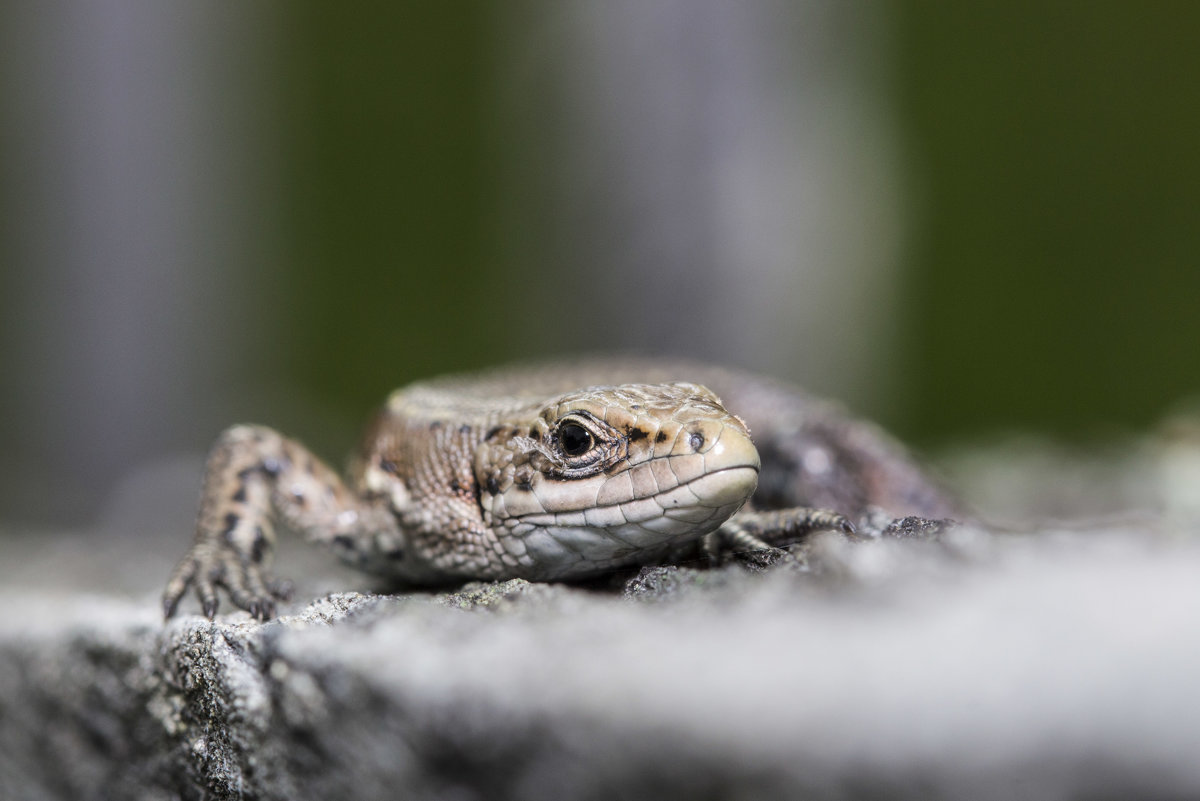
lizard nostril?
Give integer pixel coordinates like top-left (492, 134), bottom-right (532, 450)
top-left (688, 431), bottom-right (705, 452)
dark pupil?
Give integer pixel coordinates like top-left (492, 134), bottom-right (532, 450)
top-left (559, 423), bottom-right (593, 457)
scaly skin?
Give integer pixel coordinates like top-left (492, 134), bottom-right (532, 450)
top-left (163, 359), bottom-right (958, 620)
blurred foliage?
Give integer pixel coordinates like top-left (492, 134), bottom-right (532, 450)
top-left (275, 5), bottom-right (516, 423)
top-left (273, 2), bottom-right (1200, 447)
top-left (893, 2), bottom-right (1200, 440)
top-left (5, 2), bottom-right (1199, 527)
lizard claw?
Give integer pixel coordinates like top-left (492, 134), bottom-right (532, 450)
top-left (224, 559), bottom-right (288, 620)
top-left (162, 552), bottom-right (199, 620)
top-left (245, 598), bottom-right (274, 622)
top-left (232, 576), bottom-right (283, 621)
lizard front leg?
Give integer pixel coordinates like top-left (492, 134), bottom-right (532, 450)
top-left (703, 507), bottom-right (855, 564)
top-left (162, 425), bottom-right (400, 621)
top-left (705, 506), bottom-right (959, 567)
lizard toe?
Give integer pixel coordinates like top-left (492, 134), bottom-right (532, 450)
top-left (223, 561), bottom-right (284, 620)
top-left (198, 584), bottom-right (219, 619)
top-left (162, 554), bottom-right (199, 620)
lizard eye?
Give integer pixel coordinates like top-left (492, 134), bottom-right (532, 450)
top-left (539, 410), bottom-right (625, 478)
top-left (557, 422), bottom-right (594, 457)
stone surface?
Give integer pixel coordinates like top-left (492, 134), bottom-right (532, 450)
top-left (4, 443), bottom-right (1200, 800)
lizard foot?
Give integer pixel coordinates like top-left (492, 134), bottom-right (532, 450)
top-left (704, 507), bottom-right (855, 565)
top-left (162, 540), bottom-right (290, 622)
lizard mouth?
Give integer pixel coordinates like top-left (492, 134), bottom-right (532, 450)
top-left (513, 422), bottom-right (761, 526)
top-left (508, 461), bottom-right (758, 581)
top-left (662, 462), bottom-right (760, 514)
top-left (513, 459), bottom-right (760, 534)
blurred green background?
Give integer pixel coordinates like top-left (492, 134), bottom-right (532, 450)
top-left (2, 2), bottom-right (1199, 524)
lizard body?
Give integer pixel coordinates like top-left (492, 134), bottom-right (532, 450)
top-left (163, 359), bottom-right (957, 620)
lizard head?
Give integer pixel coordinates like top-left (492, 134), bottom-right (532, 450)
top-left (477, 382), bottom-right (760, 580)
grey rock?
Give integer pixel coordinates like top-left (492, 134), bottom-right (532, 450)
top-left (5, 443), bottom-right (1200, 800)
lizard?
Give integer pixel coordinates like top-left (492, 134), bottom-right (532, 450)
top-left (163, 358), bottom-right (959, 620)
